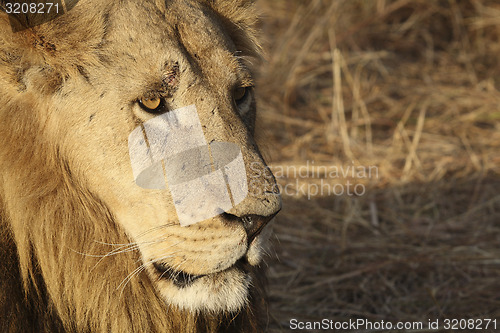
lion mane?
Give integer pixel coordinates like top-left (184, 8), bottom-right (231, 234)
top-left (0, 0), bottom-right (274, 332)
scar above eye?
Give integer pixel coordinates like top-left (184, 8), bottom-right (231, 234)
top-left (161, 62), bottom-right (180, 90)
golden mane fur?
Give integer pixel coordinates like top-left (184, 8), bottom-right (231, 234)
top-left (0, 0), bottom-right (275, 331)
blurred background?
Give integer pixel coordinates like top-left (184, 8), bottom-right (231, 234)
top-left (254, 0), bottom-right (500, 331)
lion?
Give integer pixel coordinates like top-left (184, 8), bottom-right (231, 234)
top-left (0, 0), bottom-right (281, 331)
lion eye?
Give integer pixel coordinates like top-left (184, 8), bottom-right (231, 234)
top-left (138, 97), bottom-right (164, 113)
top-left (233, 86), bottom-right (253, 114)
top-left (234, 87), bottom-right (247, 101)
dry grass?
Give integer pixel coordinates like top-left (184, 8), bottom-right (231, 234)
top-left (254, 0), bottom-right (500, 331)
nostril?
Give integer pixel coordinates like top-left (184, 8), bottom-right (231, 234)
top-left (241, 215), bottom-right (254, 229)
top-left (242, 212), bottom-right (279, 244)
top-left (221, 210), bottom-right (280, 244)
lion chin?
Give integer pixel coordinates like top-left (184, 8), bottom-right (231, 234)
top-left (151, 224), bottom-right (273, 313)
top-left (0, 0), bottom-right (281, 332)
top-left (156, 260), bottom-right (252, 313)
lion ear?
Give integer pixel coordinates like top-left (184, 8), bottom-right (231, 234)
top-left (2, 10), bottom-right (53, 33)
top-left (205, 0), bottom-right (261, 60)
top-left (206, 0), bottom-right (258, 23)
top-left (1, 1), bottom-right (111, 76)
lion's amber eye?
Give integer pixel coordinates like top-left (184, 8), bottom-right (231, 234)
top-left (138, 97), bottom-right (163, 113)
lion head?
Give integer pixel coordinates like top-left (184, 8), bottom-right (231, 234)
top-left (0, 0), bottom-right (281, 331)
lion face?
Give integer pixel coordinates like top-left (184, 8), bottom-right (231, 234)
top-left (27, 0), bottom-right (281, 313)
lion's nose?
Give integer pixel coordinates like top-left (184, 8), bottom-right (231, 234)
top-left (222, 211), bottom-right (280, 244)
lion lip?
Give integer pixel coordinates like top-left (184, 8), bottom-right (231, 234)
top-left (153, 262), bottom-right (205, 288)
top-left (153, 257), bottom-right (250, 288)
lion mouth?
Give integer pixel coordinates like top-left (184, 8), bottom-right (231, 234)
top-left (153, 262), bottom-right (204, 288)
top-left (153, 257), bottom-right (250, 288)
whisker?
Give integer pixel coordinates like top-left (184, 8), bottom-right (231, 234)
top-left (117, 264), bottom-right (147, 298)
top-left (134, 222), bottom-right (178, 239)
top-left (90, 243), bottom-right (143, 272)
